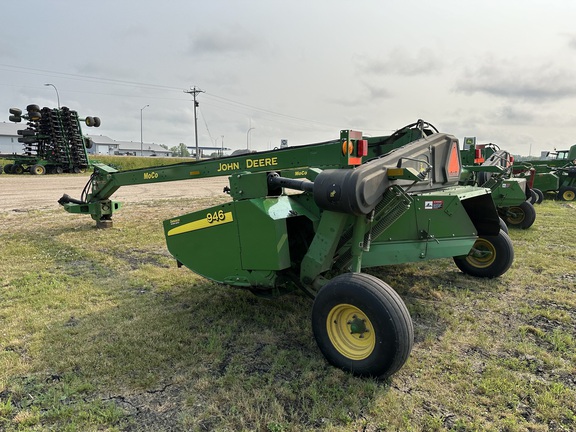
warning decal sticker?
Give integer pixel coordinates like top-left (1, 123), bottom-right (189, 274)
top-left (424, 200), bottom-right (444, 210)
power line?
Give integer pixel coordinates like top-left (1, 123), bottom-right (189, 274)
top-left (0, 63), bottom-right (180, 91)
top-left (204, 93), bottom-right (331, 127)
top-left (198, 107), bottom-right (215, 146)
top-left (0, 63), bottom-right (396, 135)
top-left (0, 63), bottom-right (333, 126)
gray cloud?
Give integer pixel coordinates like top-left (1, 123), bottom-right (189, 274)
top-left (362, 81), bottom-right (393, 100)
top-left (0, 37), bottom-right (18, 60)
top-left (496, 105), bottom-right (536, 124)
top-left (74, 62), bottom-right (138, 82)
top-left (188, 27), bottom-right (261, 57)
top-left (567, 34), bottom-right (576, 50)
top-left (481, 104), bottom-right (537, 126)
top-left (359, 48), bottom-right (444, 77)
top-left (455, 59), bottom-right (576, 101)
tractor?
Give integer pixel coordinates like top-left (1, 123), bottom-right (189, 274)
top-left (513, 144), bottom-right (576, 201)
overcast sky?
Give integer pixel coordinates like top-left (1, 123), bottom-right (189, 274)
top-left (2, 0), bottom-right (576, 156)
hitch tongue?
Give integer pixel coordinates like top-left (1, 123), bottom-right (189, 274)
top-left (58, 194), bottom-right (85, 206)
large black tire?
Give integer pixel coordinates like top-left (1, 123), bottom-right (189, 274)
top-left (528, 189), bottom-right (538, 204)
top-left (312, 273), bottom-right (413, 378)
top-left (18, 136), bottom-right (37, 144)
top-left (533, 188), bottom-right (544, 204)
top-left (503, 201), bottom-right (536, 230)
top-left (28, 111), bottom-right (41, 121)
top-left (13, 165), bottom-right (24, 175)
top-left (85, 116), bottom-right (94, 127)
top-left (8, 115), bottom-right (21, 123)
top-left (3, 164), bottom-right (13, 174)
top-left (453, 230), bottom-right (514, 278)
top-left (93, 116), bottom-right (101, 127)
top-left (558, 187), bottom-right (576, 202)
top-left (9, 107), bottom-right (22, 116)
top-left (26, 104), bottom-right (40, 111)
top-left (30, 164), bottom-right (46, 175)
top-left (17, 129), bottom-right (35, 136)
top-left (499, 217), bottom-right (509, 234)
top-left (477, 171), bottom-right (490, 186)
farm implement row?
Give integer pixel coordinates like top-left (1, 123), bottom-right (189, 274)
top-left (1, 104), bottom-right (99, 175)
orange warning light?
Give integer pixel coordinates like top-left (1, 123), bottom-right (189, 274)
top-left (341, 140), bottom-right (354, 156)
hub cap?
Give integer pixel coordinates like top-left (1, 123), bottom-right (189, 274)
top-left (466, 238), bottom-right (496, 268)
top-left (326, 304), bottom-right (375, 360)
top-left (506, 207), bottom-right (525, 225)
top-left (562, 190), bottom-right (575, 201)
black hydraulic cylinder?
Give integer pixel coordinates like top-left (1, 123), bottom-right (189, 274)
top-left (267, 169), bottom-right (386, 216)
top-left (267, 172), bottom-right (314, 193)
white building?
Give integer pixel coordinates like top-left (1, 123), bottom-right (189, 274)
top-left (0, 122), bottom-right (23, 154)
top-left (0, 122), bottom-right (170, 157)
top-left (85, 135), bottom-right (171, 157)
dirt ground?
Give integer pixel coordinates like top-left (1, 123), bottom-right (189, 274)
top-left (0, 174), bottom-right (230, 213)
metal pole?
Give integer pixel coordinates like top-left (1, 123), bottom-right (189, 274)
top-left (247, 127), bottom-right (255, 150)
top-left (44, 83), bottom-right (60, 109)
top-left (221, 135), bottom-right (224, 156)
top-left (140, 104), bottom-right (149, 156)
top-left (193, 92), bottom-right (199, 160)
top-left (184, 87), bottom-right (204, 161)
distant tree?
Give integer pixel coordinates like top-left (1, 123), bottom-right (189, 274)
top-left (170, 143), bottom-right (190, 157)
top-left (159, 144), bottom-right (169, 150)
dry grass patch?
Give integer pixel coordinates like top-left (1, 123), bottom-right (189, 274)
top-left (0, 199), bottom-right (575, 431)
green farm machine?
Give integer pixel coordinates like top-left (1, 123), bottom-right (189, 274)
top-left (59, 122), bottom-right (514, 378)
top-left (513, 144), bottom-right (576, 201)
top-left (1, 104), bottom-right (99, 175)
top-left (459, 138), bottom-right (537, 230)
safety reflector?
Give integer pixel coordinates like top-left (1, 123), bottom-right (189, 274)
top-left (447, 141), bottom-right (461, 177)
top-left (357, 139), bottom-right (368, 157)
top-left (387, 168), bottom-right (404, 177)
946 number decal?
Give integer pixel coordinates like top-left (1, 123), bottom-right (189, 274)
top-left (207, 210), bottom-right (226, 223)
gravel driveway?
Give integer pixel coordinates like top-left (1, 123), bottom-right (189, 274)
top-left (0, 174), bottom-right (230, 213)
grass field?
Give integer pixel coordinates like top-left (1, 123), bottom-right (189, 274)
top-left (0, 155), bottom-right (193, 174)
top-left (0, 197), bottom-right (574, 431)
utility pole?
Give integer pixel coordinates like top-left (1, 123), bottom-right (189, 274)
top-left (140, 104), bottom-right (149, 156)
top-left (184, 86), bottom-right (204, 160)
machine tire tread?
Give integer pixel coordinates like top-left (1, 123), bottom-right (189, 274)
top-left (311, 272), bottom-right (413, 378)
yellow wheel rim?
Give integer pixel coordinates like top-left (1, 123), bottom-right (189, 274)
top-left (562, 190), bottom-right (575, 201)
top-left (506, 206), bottom-right (524, 225)
top-left (466, 238), bottom-right (496, 268)
top-left (326, 304), bottom-right (375, 361)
